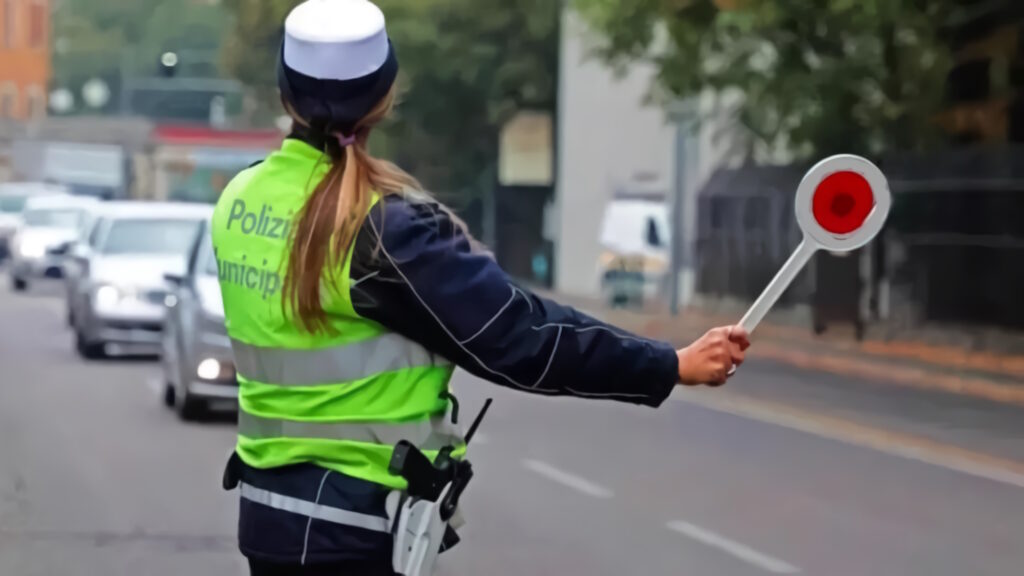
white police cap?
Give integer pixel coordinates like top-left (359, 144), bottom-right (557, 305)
top-left (283, 0), bottom-right (390, 82)
top-left (278, 0), bottom-right (399, 131)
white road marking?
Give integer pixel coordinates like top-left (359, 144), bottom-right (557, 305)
top-left (521, 459), bottom-right (613, 499)
top-left (666, 520), bottom-right (800, 574)
top-left (675, 390), bottom-right (1024, 490)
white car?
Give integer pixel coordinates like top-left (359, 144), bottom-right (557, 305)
top-left (597, 195), bottom-right (671, 307)
top-left (8, 195), bottom-right (100, 291)
top-left (0, 182), bottom-right (68, 260)
top-left (67, 202), bottom-right (213, 359)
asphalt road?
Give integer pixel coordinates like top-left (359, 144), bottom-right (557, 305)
top-left (2, 280), bottom-right (1024, 576)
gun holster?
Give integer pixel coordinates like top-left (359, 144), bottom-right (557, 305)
top-left (388, 442), bottom-right (474, 576)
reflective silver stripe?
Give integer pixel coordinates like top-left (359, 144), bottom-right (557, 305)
top-left (239, 482), bottom-right (390, 533)
top-left (238, 411), bottom-right (464, 451)
top-left (231, 333), bottom-right (449, 386)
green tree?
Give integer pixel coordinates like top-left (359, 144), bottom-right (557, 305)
top-left (220, 0), bottom-right (559, 205)
top-left (53, 0), bottom-right (227, 112)
top-left (573, 0), bottom-right (963, 159)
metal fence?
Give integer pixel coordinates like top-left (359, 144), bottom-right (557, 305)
top-left (696, 160), bottom-right (1024, 334)
top-left (695, 166), bottom-right (813, 307)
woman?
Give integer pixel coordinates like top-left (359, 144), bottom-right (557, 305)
top-left (212, 1), bottom-right (749, 574)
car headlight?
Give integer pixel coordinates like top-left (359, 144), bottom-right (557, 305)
top-left (18, 240), bottom-right (46, 259)
top-left (94, 284), bottom-right (124, 308)
top-left (197, 358), bottom-right (234, 381)
top-left (197, 358), bottom-right (221, 380)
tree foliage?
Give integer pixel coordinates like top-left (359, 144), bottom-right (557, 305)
top-left (220, 0), bottom-right (559, 200)
top-left (53, 0), bottom-right (227, 111)
top-left (573, 0), bottom-right (964, 159)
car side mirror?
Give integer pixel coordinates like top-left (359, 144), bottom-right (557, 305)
top-left (70, 243), bottom-right (90, 258)
top-left (47, 241), bottom-right (73, 256)
top-left (164, 272), bottom-right (185, 286)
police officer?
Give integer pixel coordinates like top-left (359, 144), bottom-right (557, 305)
top-left (212, 1), bottom-right (750, 574)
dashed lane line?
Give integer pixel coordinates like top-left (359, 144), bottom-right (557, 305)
top-left (521, 459), bottom-right (614, 499)
top-left (666, 520), bottom-right (800, 574)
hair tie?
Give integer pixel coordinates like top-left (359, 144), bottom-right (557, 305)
top-left (335, 132), bottom-right (357, 147)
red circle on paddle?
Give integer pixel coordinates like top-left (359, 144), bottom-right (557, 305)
top-left (812, 171), bottom-right (874, 235)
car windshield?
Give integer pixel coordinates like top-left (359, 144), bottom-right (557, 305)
top-left (101, 219), bottom-right (201, 256)
top-left (22, 209), bottom-right (82, 229)
top-left (0, 196), bottom-right (27, 213)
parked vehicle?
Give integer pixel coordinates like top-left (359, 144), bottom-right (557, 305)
top-left (161, 222), bottom-right (236, 420)
top-left (8, 195), bottom-right (99, 291)
top-left (597, 194), bottom-right (670, 308)
top-left (0, 182), bottom-right (67, 260)
top-left (58, 208), bottom-right (106, 326)
top-left (67, 202), bottom-right (213, 359)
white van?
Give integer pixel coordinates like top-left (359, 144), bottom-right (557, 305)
top-left (597, 194), bottom-right (670, 307)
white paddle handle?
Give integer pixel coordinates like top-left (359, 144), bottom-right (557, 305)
top-left (738, 240), bottom-right (817, 334)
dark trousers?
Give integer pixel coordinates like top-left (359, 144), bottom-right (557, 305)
top-left (248, 558), bottom-right (395, 576)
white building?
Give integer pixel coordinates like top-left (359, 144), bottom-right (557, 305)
top-left (553, 8), bottom-right (744, 301)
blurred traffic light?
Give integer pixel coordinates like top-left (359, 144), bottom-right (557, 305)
top-left (159, 52), bottom-right (179, 78)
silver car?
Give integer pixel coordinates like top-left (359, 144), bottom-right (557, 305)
top-left (161, 222), bottom-right (237, 420)
top-left (8, 195), bottom-right (99, 291)
top-left (60, 210), bottom-right (105, 326)
top-left (68, 202), bottom-right (213, 359)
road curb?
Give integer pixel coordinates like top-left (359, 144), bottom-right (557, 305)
top-left (752, 343), bottom-right (1024, 408)
top-left (654, 320), bottom-right (1024, 407)
top-left (561, 296), bottom-right (1024, 406)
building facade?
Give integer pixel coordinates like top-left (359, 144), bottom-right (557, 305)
top-left (0, 0), bottom-right (49, 121)
top-left (554, 8), bottom-right (744, 301)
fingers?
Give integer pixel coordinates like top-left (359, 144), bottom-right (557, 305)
top-left (728, 326), bottom-right (749, 373)
top-left (728, 326), bottom-right (751, 351)
top-left (678, 326), bottom-right (753, 388)
top-left (720, 326), bottom-right (747, 383)
top-left (707, 368), bottom-right (728, 387)
top-left (714, 352), bottom-right (734, 387)
top-left (729, 340), bottom-right (745, 366)
top-left (713, 327), bottom-right (739, 384)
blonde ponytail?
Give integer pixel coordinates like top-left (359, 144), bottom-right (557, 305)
top-left (283, 88), bottom-right (421, 334)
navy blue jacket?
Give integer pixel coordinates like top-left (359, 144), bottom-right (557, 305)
top-left (236, 192), bottom-right (679, 567)
top-left (349, 195), bottom-right (679, 405)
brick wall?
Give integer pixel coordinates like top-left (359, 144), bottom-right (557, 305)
top-left (0, 0), bottom-right (50, 120)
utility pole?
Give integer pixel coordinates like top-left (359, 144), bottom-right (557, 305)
top-left (119, 50), bottom-right (133, 115)
top-left (668, 99), bottom-right (697, 316)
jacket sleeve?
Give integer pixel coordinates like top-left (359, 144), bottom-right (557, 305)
top-left (348, 196), bottom-right (679, 408)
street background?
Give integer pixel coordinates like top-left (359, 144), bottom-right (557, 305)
top-left (2, 0), bottom-right (1024, 575)
top-left (3, 279), bottom-right (1024, 576)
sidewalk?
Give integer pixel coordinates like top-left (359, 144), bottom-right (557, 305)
top-left (545, 291), bottom-right (1024, 406)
